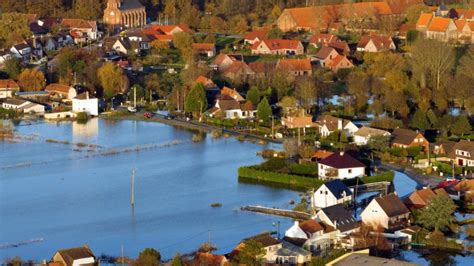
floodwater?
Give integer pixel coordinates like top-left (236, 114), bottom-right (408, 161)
top-left (0, 118), bottom-right (298, 261)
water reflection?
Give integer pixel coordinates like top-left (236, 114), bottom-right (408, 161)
top-left (72, 118), bottom-right (99, 140)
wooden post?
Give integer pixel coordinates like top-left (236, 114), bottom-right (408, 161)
top-left (131, 169), bottom-right (135, 207)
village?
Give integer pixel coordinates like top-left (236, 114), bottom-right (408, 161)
top-left (0, 0), bottom-right (474, 265)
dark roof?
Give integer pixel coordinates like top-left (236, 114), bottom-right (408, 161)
top-left (120, 0), bottom-right (145, 10)
top-left (320, 204), bottom-right (358, 232)
top-left (55, 246), bottom-right (95, 266)
top-left (324, 180), bottom-right (352, 199)
top-left (318, 152), bottom-right (365, 169)
top-left (374, 194), bottom-right (410, 217)
top-left (243, 232), bottom-right (281, 247)
top-left (13, 43), bottom-right (30, 50)
top-left (391, 128), bottom-right (421, 145)
top-left (217, 99), bottom-right (241, 111)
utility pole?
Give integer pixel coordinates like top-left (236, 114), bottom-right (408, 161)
top-left (131, 168), bottom-right (135, 207)
top-left (134, 87), bottom-right (137, 108)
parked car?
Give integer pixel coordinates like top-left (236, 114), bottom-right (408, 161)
top-left (144, 112), bottom-right (153, 118)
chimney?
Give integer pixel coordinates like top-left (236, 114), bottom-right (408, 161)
top-left (294, 221), bottom-right (299, 226)
top-left (337, 119), bottom-right (343, 130)
top-left (86, 91), bottom-right (89, 99)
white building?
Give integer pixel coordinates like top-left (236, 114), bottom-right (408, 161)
top-left (452, 140), bottom-right (474, 167)
top-left (312, 180), bottom-right (353, 209)
top-left (353, 126), bottom-right (391, 146)
top-left (0, 79), bottom-right (20, 99)
top-left (72, 92), bottom-right (98, 116)
top-left (52, 245), bottom-right (96, 266)
top-left (284, 219), bottom-right (338, 254)
top-left (361, 194), bottom-right (410, 230)
top-left (318, 152), bottom-right (365, 180)
top-left (315, 115), bottom-right (358, 137)
top-left (2, 98), bottom-right (45, 114)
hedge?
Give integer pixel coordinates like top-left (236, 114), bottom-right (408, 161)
top-left (289, 163), bottom-right (318, 176)
top-left (342, 171), bottom-right (395, 186)
top-left (432, 161), bottom-right (463, 175)
top-left (238, 167), bottom-right (324, 190)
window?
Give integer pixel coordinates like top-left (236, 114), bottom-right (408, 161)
top-left (348, 169), bottom-right (352, 174)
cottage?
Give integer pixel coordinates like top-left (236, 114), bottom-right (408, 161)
top-left (284, 219), bottom-right (337, 254)
top-left (315, 115), bottom-right (359, 137)
top-left (404, 188), bottom-right (448, 210)
top-left (353, 126), bottom-right (391, 146)
top-left (244, 30), bottom-right (268, 45)
top-left (274, 241), bottom-right (312, 264)
top-left (433, 140), bottom-right (456, 155)
top-left (231, 232), bottom-right (282, 264)
top-left (315, 203), bottom-right (359, 234)
top-left (0, 79), bottom-right (20, 99)
top-left (251, 39), bottom-right (304, 55)
top-left (451, 140), bottom-right (474, 167)
top-left (10, 42), bottom-right (32, 62)
top-left (62, 19), bottom-right (98, 42)
top-left (318, 152), bottom-right (365, 180)
top-left (391, 128), bottom-right (429, 149)
top-left (417, 13), bottom-right (460, 42)
top-left (276, 58), bottom-right (312, 76)
top-left (221, 87), bottom-right (245, 102)
top-left (192, 43), bottom-right (216, 57)
top-left (45, 84), bottom-right (77, 100)
top-left (312, 180), bottom-right (353, 209)
top-left (142, 24), bottom-right (192, 43)
top-left (281, 109), bottom-right (316, 129)
top-left (72, 92), bottom-right (99, 116)
top-left (212, 53), bottom-right (244, 72)
top-left (2, 98), bottom-right (45, 114)
top-left (356, 35), bottom-right (396, 52)
top-left (51, 245), bottom-right (96, 266)
top-left (222, 61), bottom-right (255, 80)
top-left (210, 97), bottom-right (255, 119)
top-left (361, 194), bottom-right (410, 230)
top-left (112, 37), bottom-right (141, 54)
top-left (309, 33), bottom-right (339, 48)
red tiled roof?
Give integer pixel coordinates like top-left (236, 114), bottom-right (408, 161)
top-left (299, 219), bottom-right (324, 234)
top-left (221, 86), bottom-right (245, 102)
top-left (316, 46), bottom-right (338, 60)
top-left (0, 79), bottom-right (19, 89)
top-left (45, 83), bottom-right (71, 94)
top-left (251, 39), bottom-right (302, 51)
top-left (192, 43), bottom-right (215, 51)
top-left (312, 150), bottom-right (334, 160)
top-left (428, 17), bottom-right (452, 32)
top-left (455, 19), bottom-right (468, 32)
top-left (244, 30), bottom-right (267, 41)
top-left (416, 13), bottom-right (433, 27)
top-left (357, 35), bottom-right (393, 50)
top-left (276, 58), bottom-right (312, 72)
top-left (329, 54), bottom-right (352, 68)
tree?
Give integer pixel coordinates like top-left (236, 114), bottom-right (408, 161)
top-left (171, 253), bottom-right (184, 266)
top-left (173, 32), bottom-right (194, 64)
top-left (257, 97), bottom-right (272, 123)
top-left (416, 194), bottom-right (457, 234)
top-left (145, 73), bottom-right (164, 99)
top-left (74, 0), bottom-right (102, 20)
top-left (128, 84), bottom-right (146, 104)
top-left (246, 86), bottom-right (260, 105)
top-left (233, 239), bottom-right (265, 266)
top-left (184, 83), bottom-right (207, 116)
top-left (451, 116), bottom-right (472, 136)
top-left (97, 62), bottom-right (125, 99)
top-left (409, 109), bottom-right (430, 130)
top-left (3, 57), bottom-right (22, 79)
top-left (266, 28), bottom-right (283, 39)
top-left (0, 13), bottom-right (31, 48)
top-left (278, 96), bottom-right (297, 115)
top-left (233, 16), bottom-right (248, 34)
top-left (17, 69), bottom-right (45, 91)
top-left (368, 135), bottom-right (390, 151)
top-left (134, 248), bottom-right (161, 266)
top-left (295, 77), bottom-right (317, 113)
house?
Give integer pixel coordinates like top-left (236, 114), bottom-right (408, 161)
top-left (193, 252), bottom-right (229, 266)
top-left (281, 109), bottom-right (316, 129)
top-left (327, 54), bottom-right (353, 72)
top-left (433, 140), bottom-right (456, 155)
top-left (0, 50), bottom-right (13, 64)
top-left (2, 98), bottom-right (45, 114)
top-left (315, 203), bottom-right (359, 234)
top-left (312, 180), bottom-right (353, 209)
top-left (274, 241), bottom-right (312, 264)
top-left (449, 8), bottom-right (474, 20)
top-left (192, 43), bottom-right (216, 57)
top-left (51, 245), bottom-right (96, 266)
top-left (112, 37), bottom-right (148, 54)
top-left (72, 92), bottom-right (99, 116)
top-left (315, 46), bottom-right (339, 66)
top-left (318, 151), bottom-right (365, 180)
top-left (417, 13), bottom-right (459, 41)
top-left (45, 84), bottom-right (77, 100)
top-left (455, 19), bottom-right (474, 43)
top-left (404, 188), bottom-right (448, 210)
top-left (309, 33), bottom-right (339, 48)
top-left (212, 53), bottom-right (244, 72)
top-left (221, 86), bottom-right (245, 102)
top-left (353, 126), bottom-right (391, 146)
top-left (10, 42), bottom-right (32, 62)
top-left (251, 39), bottom-right (304, 55)
top-left (210, 97), bottom-right (255, 119)
top-left (315, 115), bottom-right (359, 137)
top-left (454, 179), bottom-right (474, 203)
top-left (451, 140), bottom-right (474, 167)
top-left (231, 232), bottom-right (282, 264)
top-left (276, 58), bottom-right (312, 76)
top-left (142, 24), bottom-right (192, 44)
top-left (361, 193), bottom-right (410, 230)
top-left (222, 61), bottom-right (255, 80)
top-left (391, 128), bottom-right (429, 149)
top-left (61, 19), bottom-right (98, 41)
top-left (0, 79), bottom-right (20, 99)
top-left (26, 37), bottom-right (44, 59)
top-left (356, 35), bottom-right (396, 52)
top-left (284, 219), bottom-right (337, 254)
top-left (42, 37), bottom-right (58, 52)
top-left (244, 29), bottom-right (267, 45)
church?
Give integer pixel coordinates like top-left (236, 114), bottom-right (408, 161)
top-left (103, 0), bottom-right (146, 29)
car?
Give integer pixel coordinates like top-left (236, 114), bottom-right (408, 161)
top-left (143, 112), bottom-right (153, 118)
top-left (127, 106), bottom-right (137, 113)
top-left (164, 115), bottom-right (175, 120)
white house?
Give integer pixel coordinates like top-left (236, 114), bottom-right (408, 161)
top-left (2, 98), bottom-right (45, 114)
top-left (284, 219), bottom-right (338, 254)
top-left (312, 180), bottom-right (353, 209)
top-left (10, 42), bottom-right (32, 62)
top-left (452, 140), bottom-right (474, 167)
top-left (0, 50), bottom-right (13, 64)
top-left (318, 152), bottom-right (365, 180)
top-left (0, 79), bottom-right (20, 99)
top-left (361, 194), bottom-right (410, 230)
top-left (209, 98), bottom-right (255, 119)
top-left (233, 232), bottom-right (283, 264)
top-left (315, 115), bottom-right (358, 137)
top-left (72, 92), bottom-right (98, 116)
top-left (315, 204), bottom-right (359, 234)
top-left (52, 245), bottom-right (96, 266)
top-left (353, 126), bottom-right (391, 146)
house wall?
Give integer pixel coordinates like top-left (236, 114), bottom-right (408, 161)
top-left (354, 135), bottom-right (369, 146)
top-left (72, 98), bottom-right (99, 116)
top-left (312, 184), bottom-right (352, 208)
top-left (337, 167), bottom-right (365, 180)
top-left (0, 90), bottom-right (14, 99)
top-left (23, 104), bottom-right (45, 114)
top-left (344, 122), bottom-right (359, 136)
top-left (361, 200), bottom-right (389, 229)
top-left (72, 257), bottom-right (95, 266)
top-left (285, 221), bottom-right (308, 239)
top-left (277, 11), bottom-right (297, 32)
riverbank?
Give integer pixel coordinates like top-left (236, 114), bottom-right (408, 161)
top-left (377, 161), bottom-right (444, 188)
top-left (101, 112), bottom-right (283, 144)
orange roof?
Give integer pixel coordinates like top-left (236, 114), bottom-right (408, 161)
top-left (0, 79), bottom-right (19, 89)
top-left (455, 179), bottom-right (474, 192)
top-left (329, 54), bottom-right (352, 69)
top-left (299, 219), bottom-right (324, 234)
top-left (454, 8), bottom-right (474, 20)
top-left (62, 19), bottom-right (96, 30)
top-left (276, 58), bottom-right (311, 72)
top-left (428, 17), bottom-right (452, 32)
top-left (192, 43), bottom-right (215, 51)
top-left (251, 39), bottom-right (301, 51)
top-left (194, 252), bottom-right (229, 265)
top-left (45, 83), bottom-right (71, 94)
top-left (144, 24), bottom-right (192, 35)
top-left (357, 34), bottom-right (393, 50)
top-left (244, 30), bottom-right (267, 41)
top-left (221, 86), bottom-right (245, 102)
top-left (455, 19), bottom-right (467, 31)
top-left (312, 150), bottom-right (334, 160)
top-left (416, 13), bottom-right (433, 27)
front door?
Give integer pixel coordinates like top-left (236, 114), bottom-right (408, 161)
top-left (458, 159), bottom-right (464, 166)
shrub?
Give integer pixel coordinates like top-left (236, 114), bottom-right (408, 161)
top-left (192, 133), bottom-right (204, 142)
top-left (289, 163), bottom-right (318, 176)
top-left (258, 158), bottom-right (288, 171)
top-left (238, 167), bottom-right (324, 190)
top-left (261, 149), bottom-right (277, 158)
top-left (76, 112), bottom-right (89, 124)
top-left (343, 171), bottom-right (395, 186)
top-left (432, 161), bottom-right (462, 175)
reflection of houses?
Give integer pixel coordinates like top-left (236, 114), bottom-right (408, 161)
top-left (315, 115), bottom-right (358, 137)
top-left (72, 117), bottom-right (99, 138)
top-left (318, 152), bottom-right (365, 180)
top-left (0, 79), bottom-right (20, 99)
top-left (391, 128), bottom-right (429, 149)
top-left (51, 245), bottom-right (96, 266)
top-left (451, 140), bottom-right (474, 167)
top-left (361, 194), bottom-right (410, 230)
top-left (312, 180), bottom-right (352, 209)
top-left (353, 126), bottom-right (391, 146)
top-left (251, 39), bottom-right (304, 55)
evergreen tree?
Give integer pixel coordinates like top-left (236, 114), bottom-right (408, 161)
top-left (171, 253), bottom-right (184, 266)
top-left (134, 248), bottom-right (161, 266)
top-left (184, 83), bottom-right (207, 115)
top-left (257, 97), bottom-right (272, 123)
top-left (409, 109), bottom-right (430, 130)
top-left (416, 194), bottom-right (457, 234)
top-left (3, 57), bottom-right (22, 79)
top-left (451, 116), bottom-right (472, 136)
top-left (246, 86), bottom-right (260, 105)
